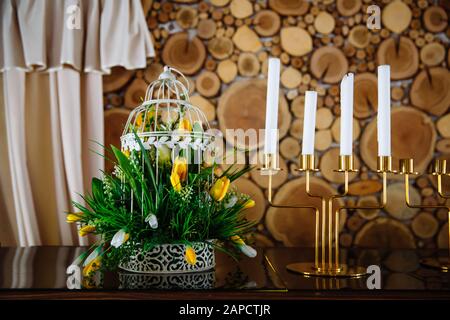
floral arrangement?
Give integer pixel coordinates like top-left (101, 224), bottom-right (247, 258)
top-left (66, 109), bottom-right (257, 277)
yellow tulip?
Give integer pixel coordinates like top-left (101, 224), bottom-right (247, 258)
top-left (243, 199), bottom-right (255, 209)
top-left (135, 113), bottom-right (144, 127)
top-left (83, 256), bottom-right (101, 277)
top-left (185, 246), bottom-right (197, 265)
top-left (178, 118), bottom-right (192, 132)
top-left (170, 173), bottom-right (181, 192)
top-left (78, 225), bottom-right (96, 237)
top-left (170, 157), bottom-right (188, 192)
top-left (231, 235), bottom-right (245, 246)
top-left (210, 176), bottom-right (230, 201)
top-left (135, 110), bottom-right (154, 129)
top-left (66, 213), bottom-right (82, 223)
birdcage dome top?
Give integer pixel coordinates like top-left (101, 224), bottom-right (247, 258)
top-left (121, 66), bottom-right (214, 152)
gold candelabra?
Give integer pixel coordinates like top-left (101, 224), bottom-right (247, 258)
top-left (398, 158), bottom-right (450, 272)
top-left (261, 153), bottom-right (395, 278)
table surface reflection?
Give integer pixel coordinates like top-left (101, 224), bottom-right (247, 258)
top-left (0, 246), bottom-right (449, 299)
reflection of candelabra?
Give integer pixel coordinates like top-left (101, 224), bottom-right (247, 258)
top-left (398, 158), bottom-right (450, 272)
top-left (262, 153), bottom-right (395, 278)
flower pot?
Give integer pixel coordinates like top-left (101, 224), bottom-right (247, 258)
top-left (119, 241), bottom-right (215, 274)
top-left (119, 270), bottom-right (215, 289)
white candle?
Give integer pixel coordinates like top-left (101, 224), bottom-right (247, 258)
top-left (264, 58), bottom-right (281, 154)
top-left (340, 73), bottom-right (354, 156)
top-left (301, 91), bottom-right (318, 155)
top-left (377, 65), bottom-right (391, 157)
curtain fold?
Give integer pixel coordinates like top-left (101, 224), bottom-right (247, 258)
top-left (1, 0), bottom-right (154, 73)
top-left (3, 70), bottom-right (41, 246)
top-left (0, 0), bottom-right (154, 246)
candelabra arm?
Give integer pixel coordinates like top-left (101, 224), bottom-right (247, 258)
top-left (399, 158), bottom-right (450, 270)
top-left (266, 174), bottom-right (318, 212)
top-left (328, 170), bottom-right (349, 269)
top-left (335, 171), bottom-right (388, 213)
top-left (266, 170), bottom-right (321, 268)
top-left (404, 174), bottom-right (448, 210)
top-left (304, 170), bottom-right (328, 268)
top-left (332, 170), bottom-right (387, 271)
top-left (437, 175), bottom-right (450, 199)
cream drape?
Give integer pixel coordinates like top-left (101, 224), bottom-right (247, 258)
top-left (0, 0), bottom-right (154, 246)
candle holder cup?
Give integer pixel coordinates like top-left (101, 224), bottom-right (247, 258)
top-left (397, 158), bottom-right (450, 272)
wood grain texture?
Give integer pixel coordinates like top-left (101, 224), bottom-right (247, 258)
top-left (360, 107), bottom-right (436, 174)
top-left (266, 177), bottom-right (345, 247)
top-left (104, 0), bottom-right (450, 249)
top-left (217, 79), bottom-right (290, 150)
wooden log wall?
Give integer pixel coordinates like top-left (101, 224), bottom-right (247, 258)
top-left (103, 0), bottom-right (450, 249)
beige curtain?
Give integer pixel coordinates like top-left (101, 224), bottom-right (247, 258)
top-left (0, 0), bottom-right (154, 246)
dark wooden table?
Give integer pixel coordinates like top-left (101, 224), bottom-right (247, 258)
top-left (0, 246), bottom-right (449, 300)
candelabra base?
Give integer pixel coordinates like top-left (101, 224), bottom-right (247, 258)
top-left (420, 257), bottom-right (450, 272)
top-left (286, 262), bottom-right (367, 278)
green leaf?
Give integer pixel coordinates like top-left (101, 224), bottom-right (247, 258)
top-left (92, 178), bottom-right (104, 203)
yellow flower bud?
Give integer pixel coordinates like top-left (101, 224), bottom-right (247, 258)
top-left (79, 225), bottom-right (96, 237)
top-left (66, 213), bottom-right (82, 223)
top-left (185, 246), bottom-right (197, 265)
top-left (136, 110), bottom-right (155, 129)
top-left (210, 176), bottom-right (230, 201)
top-left (170, 173), bottom-right (181, 192)
top-left (243, 199), bottom-right (255, 209)
top-left (231, 235), bottom-right (245, 246)
top-left (135, 114), bottom-right (144, 127)
top-left (178, 118), bottom-right (192, 132)
top-left (170, 157), bottom-right (188, 192)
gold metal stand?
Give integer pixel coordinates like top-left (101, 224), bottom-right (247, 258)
top-left (262, 154), bottom-right (394, 278)
top-left (399, 159), bottom-right (450, 272)
top-left (261, 154), bottom-right (321, 271)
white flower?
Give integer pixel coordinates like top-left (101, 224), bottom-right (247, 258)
top-left (111, 229), bottom-right (130, 248)
top-left (83, 247), bottom-right (102, 267)
top-left (145, 213), bottom-right (158, 229)
top-left (112, 166), bottom-right (124, 179)
top-left (239, 244), bottom-right (257, 258)
top-left (224, 195), bottom-right (238, 208)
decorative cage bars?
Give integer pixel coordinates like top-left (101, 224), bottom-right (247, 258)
top-left (119, 66), bottom-right (216, 215)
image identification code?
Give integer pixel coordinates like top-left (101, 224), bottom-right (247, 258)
top-left (178, 304), bottom-right (271, 317)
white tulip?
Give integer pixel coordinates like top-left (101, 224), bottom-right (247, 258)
top-left (224, 195), bottom-right (238, 209)
top-left (111, 229), bottom-right (130, 248)
top-left (239, 244), bottom-right (257, 258)
top-left (145, 213), bottom-right (158, 229)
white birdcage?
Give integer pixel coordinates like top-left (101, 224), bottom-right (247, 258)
top-left (120, 66), bottom-right (215, 173)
